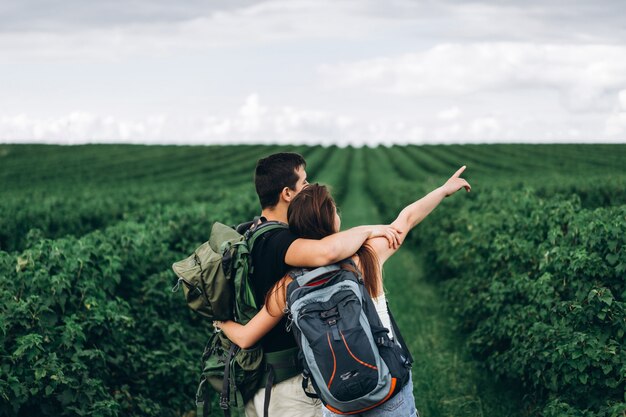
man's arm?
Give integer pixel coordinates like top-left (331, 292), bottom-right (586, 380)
top-left (285, 225), bottom-right (400, 267)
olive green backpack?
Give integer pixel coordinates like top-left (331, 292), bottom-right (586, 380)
top-left (172, 219), bottom-right (299, 417)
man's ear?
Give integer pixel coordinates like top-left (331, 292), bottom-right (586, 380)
top-left (281, 187), bottom-right (296, 203)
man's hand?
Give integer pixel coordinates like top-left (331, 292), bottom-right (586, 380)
top-left (441, 166), bottom-right (471, 197)
top-left (367, 225), bottom-right (402, 249)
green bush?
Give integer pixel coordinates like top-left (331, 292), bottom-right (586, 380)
top-left (0, 197), bottom-right (257, 417)
top-left (419, 189), bottom-right (626, 416)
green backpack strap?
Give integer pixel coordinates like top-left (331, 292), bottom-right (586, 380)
top-left (246, 221), bottom-right (288, 249)
top-left (232, 221), bottom-right (288, 323)
top-left (195, 377), bottom-right (211, 417)
top-left (260, 347), bottom-right (301, 417)
top-left (219, 343), bottom-right (239, 416)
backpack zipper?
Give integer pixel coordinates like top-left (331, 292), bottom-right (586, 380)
top-left (171, 276), bottom-right (202, 298)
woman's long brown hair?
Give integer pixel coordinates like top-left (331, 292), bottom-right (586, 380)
top-left (265, 183), bottom-right (380, 310)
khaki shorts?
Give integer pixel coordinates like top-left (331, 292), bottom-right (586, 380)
top-left (245, 374), bottom-right (322, 417)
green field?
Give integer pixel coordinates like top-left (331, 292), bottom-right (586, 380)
top-left (1, 144), bottom-right (625, 417)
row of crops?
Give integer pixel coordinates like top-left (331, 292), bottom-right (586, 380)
top-left (0, 144), bottom-right (340, 417)
top-left (1, 143), bottom-right (625, 416)
top-left (361, 145), bottom-right (626, 417)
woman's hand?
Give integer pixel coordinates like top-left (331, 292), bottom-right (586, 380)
top-left (368, 225), bottom-right (403, 249)
top-left (441, 166), bottom-right (471, 197)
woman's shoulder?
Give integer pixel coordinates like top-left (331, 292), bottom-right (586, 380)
top-left (348, 254), bottom-right (361, 268)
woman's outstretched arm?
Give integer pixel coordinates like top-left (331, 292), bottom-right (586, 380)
top-left (369, 166), bottom-right (471, 263)
top-left (394, 166), bottom-right (471, 232)
top-left (214, 277), bottom-right (290, 349)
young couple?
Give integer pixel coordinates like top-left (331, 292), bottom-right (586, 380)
top-left (213, 152), bottom-right (470, 417)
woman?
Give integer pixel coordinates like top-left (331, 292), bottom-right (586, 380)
top-left (215, 166), bottom-right (471, 416)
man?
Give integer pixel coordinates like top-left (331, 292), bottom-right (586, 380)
top-left (244, 152), bottom-right (400, 417)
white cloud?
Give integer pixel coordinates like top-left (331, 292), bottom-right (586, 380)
top-left (469, 116), bottom-right (501, 139)
top-left (3, 92), bottom-right (625, 145)
top-left (319, 43), bottom-right (626, 112)
top-left (2, 1), bottom-right (626, 145)
top-left (1, 112), bottom-right (165, 144)
top-left (0, 0), bottom-right (393, 62)
top-left (0, 96), bottom-right (359, 146)
top-left (434, 123), bottom-right (462, 143)
top-left (239, 94), bottom-right (267, 133)
top-left (6, 0), bottom-right (624, 63)
top-left (605, 89), bottom-right (626, 137)
top-left (438, 107), bottom-right (461, 121)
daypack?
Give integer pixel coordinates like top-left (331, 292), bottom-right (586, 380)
top-left (285, 260), bottom-right (413, 415)
top-left (172, 220), bottom-right (276, 322)
top-left (172, 219), bottom-right (298, 417)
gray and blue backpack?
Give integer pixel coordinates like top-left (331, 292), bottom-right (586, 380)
top-left (285, 260), bottom-right (413, 415)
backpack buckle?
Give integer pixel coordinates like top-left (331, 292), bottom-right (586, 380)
top-left (376, 336), bottom-right (394, 347)
top-left (219, 395), bottom-right (229, 410)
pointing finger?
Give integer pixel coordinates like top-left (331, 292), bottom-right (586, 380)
top-left (453, 165), bottom-right (466, 178)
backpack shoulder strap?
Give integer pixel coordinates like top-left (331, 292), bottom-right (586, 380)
top-left (387, 301), bottom-right (414, 364)
top-left (340, 257), bottom-right (362, 278)
top-left (246, 220), bottom-right (288, 249)
top-left (235, 220), bottom-right (255, 235)
top-left (235, 215), bottom-right (265, 236)
top-left (287, 268), bottom-right (308, 281)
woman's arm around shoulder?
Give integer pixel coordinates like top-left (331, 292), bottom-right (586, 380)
top-left (215, 276), bottom-right (291, 349)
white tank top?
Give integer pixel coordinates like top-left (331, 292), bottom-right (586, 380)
top-left (372, 292), bottom-right (394, 340)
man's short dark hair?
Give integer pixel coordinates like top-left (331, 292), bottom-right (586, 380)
top-left (255, 152), bottom-right (306, 209)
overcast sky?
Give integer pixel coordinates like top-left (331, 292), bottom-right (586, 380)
top-left (1, 0), bottom-right (626, 145)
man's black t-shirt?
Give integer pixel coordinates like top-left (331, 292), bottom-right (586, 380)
top-left (250, 226), bottom-right (299, 352)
